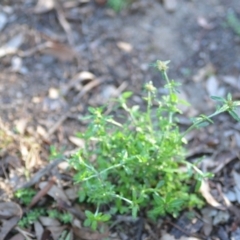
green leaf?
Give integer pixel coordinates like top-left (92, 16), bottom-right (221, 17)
top-left (168, 199), bottom-right (184, 209)
top-left (131, 204), bottom-right (139, 219)
top-left (122, 91), bottom-right (133, 99)
top-left (83, 218), bottom-right (91, 227)
top-left (229, 110), bottom-right (240, 122)
top-left (227, 93), bottom-right (232, 101)
top-left (195, 121), bottom-right (210, 128)
top-left (195, 179), bottom-right (202, 191)
top-left (156, 180), bottom-right (165, 188)
top-left (85, 210), bottom-right (94, 219)
top-left (153, 194), bottom-right (165, 205)
top-left (91, 220), bottom-right (98, 231)
top-left (210, 96), bottom-right (225, 102)
top-left (100, 214), bottom-right (111, 222)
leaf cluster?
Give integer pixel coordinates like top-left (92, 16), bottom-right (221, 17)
top-left (18, 208), bottom-right (72, 228)
top-left (69, 60), bottom-right (240, 230)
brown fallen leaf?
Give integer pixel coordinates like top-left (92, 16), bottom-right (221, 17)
top-left (73, 227), bottom-right (109, 240)
top-left (8, 233), bottom-right (25, 240)
top-left (61, 71), bottom-right (96, 96)
top-left (39, 181), bottom-right (70, 205)
top-left (199, 180), bottom-right (225, 210)
top-left (116, 41), bottom-right (133, 53)
top-left (34, 220), bottom-right (44, 240)
top-left (29, 177), bottom-right (56, 209)
top-left (39, 216), bottom-right (61, 227)
top-left (64, 187), bottom-right (78, 201)
top-left (69, 136), bottom-right (85, 148)
top-left (197, 17), bottom-right (215, 30)
top-left (40, 41), bottom-right (77, 62)
top-left (14, 118), bottom-right (28, 135)
top-left (34, 0), bottom-right (55, 14)
top-left (0, 202), bottom-right (22, 219)
top-left (0, 217), bottom-right (20, 240)
top-left (47, 226), bottom-right (66, 240)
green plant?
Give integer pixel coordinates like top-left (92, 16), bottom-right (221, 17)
top-left (107, 0), bottom-right (129, 12)
top-left (15, 188), bottom-right (37, 205)
top-left (48, 209), bottom-right (73, 224)
top-left (226, 10), bottom-right (240, 36)
top-left (18, 208), bottom-right (45, 228)
top-left (49, 145), bottom-right (64, 160)
top-left (69, 60), bottom-right (240, 230)
top-left (18, 208), bottom-right (73, 228)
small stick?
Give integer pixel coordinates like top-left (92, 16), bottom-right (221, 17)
top-left (28, 177), bottom-right (56, 209)
top-left (54, 0), bottom-right (74, 46)
top-left (16, 158), bottom-right (65, 190)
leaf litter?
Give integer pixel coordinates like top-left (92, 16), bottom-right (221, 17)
top-left (1, 0), bottom-right (240, 239)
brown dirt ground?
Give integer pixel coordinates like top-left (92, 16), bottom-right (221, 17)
top-left (1, 0), bottom-right (240, 239)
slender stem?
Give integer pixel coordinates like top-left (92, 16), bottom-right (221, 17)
top-left (162, 71), bottom-right (173, 124)
top-left (112, 194), bottom-right (133, 205)
top-left (95, 204), bottom-right (100, 216)
top-left (181, 108), bottom-right (229, 137)
top-left (81, 162), bottom-right (125, 182)
top-left (147, 91), bottom-right (154, 134)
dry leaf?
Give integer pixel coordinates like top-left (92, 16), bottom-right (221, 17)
top-left (0, 33), bottom-right (25, 58)
top-left (197, 17), bottom-right (214, 29)
top-left (0, 202), bottom-right (22, 219)
top-left (64, 187), bottom-right (78, 200)
top-left (199, 180), bottom-right (225, 210)
top-left (49, 88), bottom-right (60, 99)
top-left (0, 202), bottom-right (22, 240)
top-left (116, 41), bottom-right (133, 52)
top-left (40, 41), bottom-right (76, 62)
top-left (30, 178), bottom-right (56, 208)
top-left (14, 118), bottom-right (28, 135)
top-left (39, 216), bottom-right (61, 227)
top-left (34, 220), bottom-right (44, 240)
top-left (36, 125), bottom-right (48, 139)
top-left (68, 136), bottom-right (84, 148)
top-left (8, 233), bottom-right (25, 240)
top-left (47, 226), bottom-right (66, 240)
top-left (34, 0), bottom-right (55, 14)
top-left (0, 217), bottom-right (20, 240)
top-left (39, 182), bottom-right (70, 205)
top-left (61, 71), bottom-right (96, 96)
top-left (73, 227), bottom-right (109, 240)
